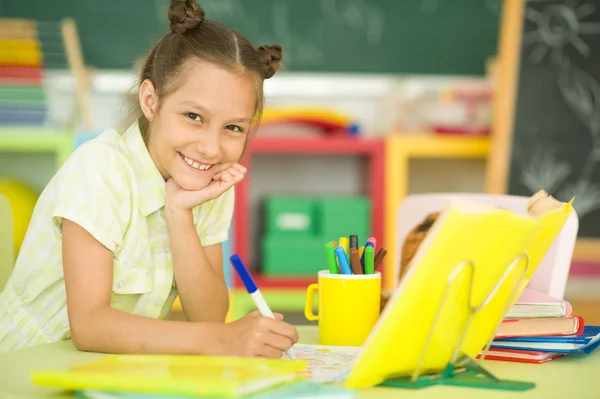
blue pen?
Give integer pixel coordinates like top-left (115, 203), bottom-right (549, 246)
top-left (361, 242), bottom-right (374, 271)
top-left (229, 254), bottom-right (296, 360)
top-left (334, 246), bottom-right (352, 274)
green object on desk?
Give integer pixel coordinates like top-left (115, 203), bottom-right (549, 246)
top-left (1, 326), bottom-right (600, 399)
top-left (380, 358), bottom-right (535, 392)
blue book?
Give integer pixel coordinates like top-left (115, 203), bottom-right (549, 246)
top-left (490, 326), bottom-right (600, 354)
top-left (494, 326), bottom-right (600, 344)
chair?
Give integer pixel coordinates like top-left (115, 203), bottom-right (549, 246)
top-left (0, 193), bottom-right (14, 291)
top-left (395, 193), bottom-right (579, 300)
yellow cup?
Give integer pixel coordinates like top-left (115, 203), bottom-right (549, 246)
top-left (304, 270), bottom-right (381, 346)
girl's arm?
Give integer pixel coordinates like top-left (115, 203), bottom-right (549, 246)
top-left (62, 218), bottom-right (219, 354)
top-left (63, 218), bottom-right (298, 356)
top-left (166, 208), bottom-right (229, 323)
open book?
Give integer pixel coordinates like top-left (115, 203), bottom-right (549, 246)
top-left (344, 190), bottom-right (574, 389)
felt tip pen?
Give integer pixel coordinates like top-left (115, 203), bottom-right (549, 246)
top-left (349, 235), bottom-right (358, 250)
top-left (349, 248), bottom-right (362, 274)
top-left (374, 247), bottom-right (388, 270)
top-left (339, 237), bottom-right (349, 256)
top-left (325, 241), bottom-right (338, 274)
top-left (334, 245), bottom-right (352, 274)
top-left (367, 237), bottom-right (376, 248)
top-left (365, 245), bottom-right (375, 274)
top-left (230, 254), bottom-right (296, 360)
top-left (360, 242), bottom-right (374, 269)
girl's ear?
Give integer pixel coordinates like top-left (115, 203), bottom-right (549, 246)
top-left (139, 79), bottom-right (159, 121)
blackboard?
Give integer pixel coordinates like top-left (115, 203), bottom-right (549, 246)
top-left (488, 0), bottom-right (600, 255)
top-left (4, 0), bottom-right (501, 74)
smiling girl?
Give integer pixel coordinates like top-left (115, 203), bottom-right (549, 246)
top-left (0, 0), bottom-right (298, 358)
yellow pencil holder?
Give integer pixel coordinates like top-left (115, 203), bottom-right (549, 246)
top-left (304, 270), bottom-right (381, 346)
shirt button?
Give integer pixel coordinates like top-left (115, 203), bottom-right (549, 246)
top-left (118, 280), bottom-right (125, 289)
top-left (165, 246), bottom-right (170, 253)
top-left (154, 299), bottom-right (162, 307)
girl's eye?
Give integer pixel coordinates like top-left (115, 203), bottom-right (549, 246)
top-left (186, 113), bottom-right (202, 122)
top-left (226, 125), bottom-right (243, 133)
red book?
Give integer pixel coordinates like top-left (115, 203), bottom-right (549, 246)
top-left (478, 348), bottom-right (565, 364)
top-left (495, 316), bottom-right (584, 339)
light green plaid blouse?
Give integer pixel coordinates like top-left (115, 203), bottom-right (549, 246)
top-left (0, 123), bottom-right (234, 353)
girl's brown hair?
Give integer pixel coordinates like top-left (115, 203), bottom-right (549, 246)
top-left (127, 0), bottom-right (283, 138)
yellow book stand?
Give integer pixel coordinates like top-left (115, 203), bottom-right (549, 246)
top-left (344, 192), bottom-right (574, 391)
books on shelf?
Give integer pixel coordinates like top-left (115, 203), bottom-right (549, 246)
top-left (495, 316), bottom-right (583, 339)
top-left (506, 287), bottom-right (572, 319)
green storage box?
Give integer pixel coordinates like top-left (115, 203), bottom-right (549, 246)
top-left (264, 196), bottom-right (318, 237)
top-left (261, 236), bottom-right (326, 276)
top-left (318, 196), bottom-right (371, 244)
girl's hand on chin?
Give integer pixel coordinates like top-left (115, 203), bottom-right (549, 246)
top-left (165, 163), bottom-right (246, 212)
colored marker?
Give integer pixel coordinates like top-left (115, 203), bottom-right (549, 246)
top-left (367, 237), bottom-right (376, 249)
top-left (339, 237), bottom-right (349, 256)
top-left (374, 247), bottom-right (388, 271)
top-left (360, 242), bottom-right (374, 269)
top-left (359, 245), bottom-right (364, 258)
top-left (349, 248), bottom-right (362, 274)
top-left (325, 241), bottom-right (338, 274)
top-left (349, 235), bottom-right (358, 250)
top-left (365, 246), bottom-right (375, 274)
top-left (334, 246), bottom-right (352, 274)
top-left (230, 254), bottom-right (296, 360)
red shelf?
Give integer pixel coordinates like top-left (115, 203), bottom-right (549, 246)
top-left (233, 135), bottom-right (385, 289)
top-left (248, 274), bottom-right (317, 290)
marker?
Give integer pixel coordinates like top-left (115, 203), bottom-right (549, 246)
top-left (334, 246), bottom-right (352, 274)
top-left (367, 237), bottom-right (376, 249)
top-left (230, 254), bottom-right (296, 360)
top-left (339, 237), bottom-right (349, 257)
top-left (374, 248), bottom-right (388, 271)
top-left (359, 245), bottom-right (364, 258)
top-left (349, 235), bottom-right (358, 250)
top-left (365, 245), bottom-right (375, 274)
top-left (325, 242), bottom-right (338, 274)
top-left (360, 242), bottom-right (374, 270)
top-left (349, 248), bottom-right (362, 274)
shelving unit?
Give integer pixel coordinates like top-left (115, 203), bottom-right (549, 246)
top-left (232, 135), bottom-right (385, 293)
top-left (383, 134), bottom-right (491, 290)
top-left (0, 128), bottom-right (73, 167)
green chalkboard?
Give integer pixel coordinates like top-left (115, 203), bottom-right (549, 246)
top-left (4, 0), bottom-right (502, 75)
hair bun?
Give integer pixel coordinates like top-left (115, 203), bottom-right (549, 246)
top-left (168, 0), bottom-right (205, 34)
top-left (257, 44), bottom-right (283, 79)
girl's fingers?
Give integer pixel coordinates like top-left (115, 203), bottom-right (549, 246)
top-left (230, 163), bottom-right (247, 174)
top-left (259, 342), bottom-right (284, 359)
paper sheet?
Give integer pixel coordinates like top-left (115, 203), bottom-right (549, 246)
top-left (282, 344), bottom-right (360, 383)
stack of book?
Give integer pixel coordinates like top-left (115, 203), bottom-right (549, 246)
top-left (0, 18), bottom-right (48, 126)
top-left (480, 287), bottom-right (600, 363)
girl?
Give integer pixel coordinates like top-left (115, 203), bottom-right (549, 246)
top-left (0, 0), bottom-right (298, 358)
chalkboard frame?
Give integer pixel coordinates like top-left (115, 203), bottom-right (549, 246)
top-left (486, 0), bottom-right (600, 262)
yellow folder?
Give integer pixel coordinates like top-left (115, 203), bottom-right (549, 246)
top-left (344, 191), bottom-right (573, 389)
top-left (31, 354), bottom-right (307, 398)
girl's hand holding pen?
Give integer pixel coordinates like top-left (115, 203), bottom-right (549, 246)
top-left (218, 310), bottom-right (299, 358)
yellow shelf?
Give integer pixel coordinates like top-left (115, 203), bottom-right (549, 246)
top-left (389, 134), bottom-right (491, 157)
top-left (0, 128), bottom-right (73, 165)
top-left (383, 134), bottom-right (491, 290)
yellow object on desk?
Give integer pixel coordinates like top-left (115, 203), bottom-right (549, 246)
top-left (1, 326), bottom-right (600, 398)
top-left (345, 191), bottom-right (574, 389)
top-left (305, 270), bottom-right (381, 346)
top-left (31, 354), bottom-right (307, 398)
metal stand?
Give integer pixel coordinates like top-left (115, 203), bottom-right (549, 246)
top-left (380, 254), bottom-right (536, 391)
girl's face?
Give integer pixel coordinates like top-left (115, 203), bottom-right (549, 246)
top-left (140, 61), bottom-right (256, 191)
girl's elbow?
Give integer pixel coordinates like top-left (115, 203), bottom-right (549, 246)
top-left (70, 318), bottom-right (95, 351)
top-left (68, 309), bottom-right (103, 352)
